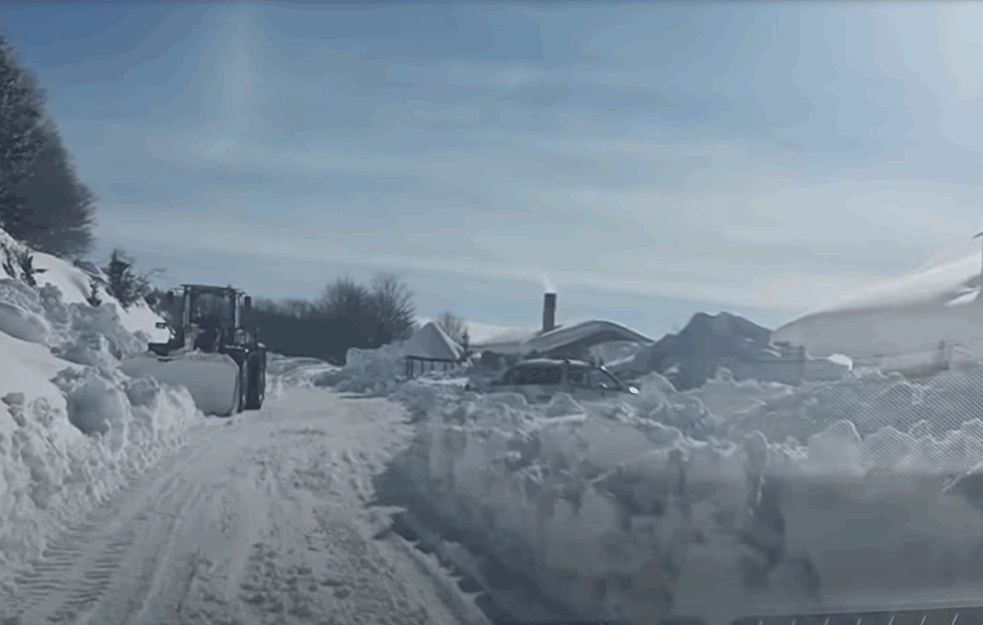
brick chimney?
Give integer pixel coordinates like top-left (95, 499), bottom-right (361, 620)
top-left (543, 292), bottom-right (556, 333)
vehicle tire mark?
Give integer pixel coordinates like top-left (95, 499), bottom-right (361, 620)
top-left (5, 441), bottom-right (214, 624)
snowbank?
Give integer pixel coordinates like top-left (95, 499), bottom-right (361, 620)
top-left (381, 355), bottom-right (983, 621)
top-left (771, 244), bottom-right (983, 363)
top-left (265, 353), bottom-right (341, 398)
top-left (303, 340), bottom-right (465, 396)
top-left (0, 230), bottom-right (204, 585)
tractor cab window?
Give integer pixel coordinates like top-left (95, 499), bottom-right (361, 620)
top-left (191, 292), bottom-right (234, 327)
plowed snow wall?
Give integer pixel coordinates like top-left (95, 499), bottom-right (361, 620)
top-left (391, 371), bottom-right (983, 622)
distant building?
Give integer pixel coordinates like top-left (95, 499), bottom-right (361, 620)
top-left (402, 321), bottom-right (464, 378)
top-left (471, 293), bottom-right (655, 368)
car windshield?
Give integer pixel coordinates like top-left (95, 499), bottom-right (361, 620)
top-left (587, 369), bottom-right (620, 390)
top-left (513, 366), bottom-right (563, 385)
top-left (567, 366), bottom-right (590, 386)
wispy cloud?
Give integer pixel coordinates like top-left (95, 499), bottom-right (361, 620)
top-left (10, 1), bottom-right (983, 337)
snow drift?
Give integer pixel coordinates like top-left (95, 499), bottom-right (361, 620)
top-left (772, 245), bottom-right (983, 366)
top-left (617, 312), bottom-right (848, 390)
top-left (368, 354), bottom-right (983, 622)
top-left (0, 228), bottom-right (205, 587)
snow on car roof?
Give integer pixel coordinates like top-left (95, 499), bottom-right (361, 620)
top-left (512, 358), bottom-right (591, 367)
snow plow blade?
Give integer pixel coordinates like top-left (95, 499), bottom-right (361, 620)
top-left (120, 350), bottom-right (241, 416)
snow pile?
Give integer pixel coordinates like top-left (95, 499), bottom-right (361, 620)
top-left (391, 379), bottom-right (470, 422)
top-left (723, 365), bottom-right (983, 445)
top-left (264, 353), bottom-right (341, 398)
top-left (389, 358), bottom-right (983, 621)
top-left (304, 340), bottom-right (441, 395)
top-left (0, 230), bottom-right (203, 584)
top-left (772, 242), bottom-right (983, 363)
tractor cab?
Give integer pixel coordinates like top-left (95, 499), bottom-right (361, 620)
top-left (136, 283), bottom-right (266, 416)
top-left (156, 284), bottom-right (255, 354)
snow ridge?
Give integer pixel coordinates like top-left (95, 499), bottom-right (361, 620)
top-left (0, 229), bottom-right (203, 587)
top-left (295, 334), bottom-right (983, 621)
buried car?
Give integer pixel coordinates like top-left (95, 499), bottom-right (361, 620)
top-left (475, 358), bottom-right (640, 403)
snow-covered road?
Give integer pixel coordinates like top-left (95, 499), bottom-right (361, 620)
top-left (3, 387), bottom-right (486, 625)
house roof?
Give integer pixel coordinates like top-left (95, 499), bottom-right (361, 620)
top-left (473, 319), bottom-right (654, 356)
top-left (402, 321), bottom-right (463, 361)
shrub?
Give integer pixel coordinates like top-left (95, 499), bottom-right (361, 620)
top-left (102, 249), bottom-right (159, 310)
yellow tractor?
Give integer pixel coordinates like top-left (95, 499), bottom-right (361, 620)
top-left (121, 284), bottom-right (267, 416)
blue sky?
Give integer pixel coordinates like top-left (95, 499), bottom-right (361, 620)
top-left (4, 2), bottom-right (983, 339)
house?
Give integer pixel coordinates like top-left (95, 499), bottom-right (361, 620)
top-left (402, 321), bottom-right (464, 378)
top-left (471, 293), bottom-right (655, 368)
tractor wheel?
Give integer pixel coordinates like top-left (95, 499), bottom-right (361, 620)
top-left (246, 352), bottom-right (265, 410)
top-left (220, 361), bottom-right (246, 418)
top-left (237, 359), bottom-right (249, 414)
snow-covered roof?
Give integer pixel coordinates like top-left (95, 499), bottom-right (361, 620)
top-left (415, 317), bottom-right (536, 346)
top-left (473, 318), bottom-right (654, 356)
top-left (402, 321), bottom-right (463, 361)
top-left (772, 247), bottom-right (983, 359)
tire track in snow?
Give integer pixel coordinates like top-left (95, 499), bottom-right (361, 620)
top-left (3, 387), bottom-right (486, 625)
top-left (77, 482), bottom-right (211, 625)
top-left (5, 439), bottom-right (217, 623)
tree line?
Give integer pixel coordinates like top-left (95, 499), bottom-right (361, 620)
top-left (250, 273), bottom-right (417, 365)
top-left (148, 273), bottom-right (422, 366)
top-left (0, 30), bottom-right (97, 258)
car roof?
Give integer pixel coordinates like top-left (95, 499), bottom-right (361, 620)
top-left (512, 358), bottom-right (591, 368)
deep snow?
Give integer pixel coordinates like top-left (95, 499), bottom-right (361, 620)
top-left (772, 244), bottom-right (983, 363)
top-left (12, 218), bottom-right (983, 623)
top-left (0, 230), bottom-right (205, 589)
top-left (315, 337), bottom-right (983, 623)
top-left (0, 227), bottom-right (490, 624)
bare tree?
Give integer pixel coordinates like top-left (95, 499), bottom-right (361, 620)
top-left (251, 297), bottom-right (280, 314)
top-left (436, 311), bottom-right (468, 345)
top-left (279, 298), bottom-right (319, 319)
top-left (369, 272), bottom-right (415, 343)
top-left (317, 276), bottom-right (373, 319)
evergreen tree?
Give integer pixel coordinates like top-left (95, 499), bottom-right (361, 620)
top-left (0, 31), bottom-right (46, 236)
top-left (13, 119), bottom-right (96, 257)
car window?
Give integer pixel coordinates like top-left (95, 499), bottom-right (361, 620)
top-left (587, 369), bottom-right (621, 390)
top-left (567, 366), bottom-right (590, 387)
top-left (514, 366), bottom-right (563, 385)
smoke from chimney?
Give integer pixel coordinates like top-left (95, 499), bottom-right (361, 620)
top-left (541, 273), bottom-right (556, 294)
top-left (543, 292), bottom-right (556, 333)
